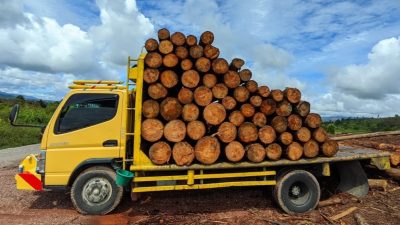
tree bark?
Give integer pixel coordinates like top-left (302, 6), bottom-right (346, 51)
top-left (238, 122), bottom-right (258, 143)
top-left (171, 31), bottom-right (186, 46)
top-left (144, 68), bottom-right (159, 84)
top-left (160, 97), bottom-right (182, 121)
top-left (246, 80), bottom-right (258, 93)
top-left (212, 58), bottom-right (229, 74)
top-left (287, 114), bottom-right (302, 131)
top-left (229, 111), bottom-right (245, 127)
top-left (194, 86), bottom-right (213, 106)
top-left (182, 70), bottom-right (200, 88)
top-left (271, 89), bottom-right (284, 102)
top-left (224, 70), bottom-right (241, 89)
top-left (259, 125), bottom-right (276, 144)
top-left (189, 45), bottom-right (203, 59)
top-left (295, 127), bottom-right (311, 143)
top-left (260, 99), bottom-right (276, 115)
top-left (172, 142), bottom-right (195, 166)
top-left (246, 143), bottom-right (266, 163)
top-left (225, 141), bottom-right (245, 162)
top-left (187, 120), bottom-right (206, 140)
top-left (322, 140), bottom-right (339, 157)
top-left (203, 73), bottom-right (217, 88)
top-left (195, 57), bottom-right (211, 73)
top-left (239, 69), bottom-right (252, 82)
top-left (175, 46), bottom-right (189, 59)
top-left (303, 140), bottom-right (319, 158)
top-left (158, 40), bottom-right (174, 55)
top-left (286, 142), bottom-right (303, 161)
top-left (295, 101), bottom-right (310, 117)
top-left (180, 59), bottom-right (193, 71)
top-left (141, 119), bottom-right (164, 142)
top-left (217, 122), bottom-right (237, 143)
top-left (313, 127), bottom-right (328, 143)
top-left (240, 103), bottom-right (255, 118)
top-left (258, 85), bottom-right (270, 97)
top-left (182, 103), bottom-right (199, 122)
top-left (149, 141), bottom-right (171, 165)
top-left (200, 31), bottom-right (214, 45)
top-left (229, 58), bottom-right (245, 71)
top-left (148, 83), bottom-right (168, 100)
top-left (305, 113), bottom-right (322, 128)
top-left (203, 45), bottom-right (220, 59)
top-left (252, 112), bottom-right (267, 127)
top-left (145, 52), bottom-right (163, 68)
top-left (145, 38), bottom-right (159, 52)
top-left (195, 136), bottom-right (220, 164)
top-left (266, 143), bottom-right (282, 161)
top-left (222, 96), bottom-right (237, 110)
top-left (142, 99), bottom-right (159, 119)
top-left (276, 100), bottom-right (292, 116)
top-left (279, 132), bottom-right (293, 145)
top-left (160, 70), bottom-right (178, 88)
top-left (271, 116), bottom-right (288, 133)
top-left (234, 86), bottom-right (250, 103)
top-left (157, 28), bottom-right (170, 40)
top-left (177, 87), bottom-right (193, 104)
top-left (164, 120), bottom-right (186, 142)
top-left (212, 83), bottom-right (228, 99)
top-left (203, 103), bottom-right (226, 125)
top-left (284, 87), bottom-right (301, 104)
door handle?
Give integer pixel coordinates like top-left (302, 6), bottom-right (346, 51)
top-left (103, 140), bottom-right (118, 147)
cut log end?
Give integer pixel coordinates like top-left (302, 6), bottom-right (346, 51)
top-left (172, 142), bottom-right (195, 166)
top-left (246, 143), bottom-right (266, 163)
top-left (200, 31), bottom-right (214, 45)
top-left (266, 143), bottom-right (282, 161)
top-left (157, 28), bottom-right (170, 40)
top-left (322, 140), bottom-right (339, 157)
top-left (303, 140), bottom-right (319, 158)
top-left (258, 125), bottom-right (276, 144)
top-left (145, 38), bottom-right (159, 52)
top-left (238, 122), bottom-right (258, 143)
top-left (217, 122), bottom-right (237, 143)
top-left (222, 96), bottom-right (237, 110)
top-left (142, 100), bottom-right (159, 119)
top-left (305, 113), bottom-right (322, 128)
top-left (195, 136), bottom-right (220, 164)
top-left (212, 58), bottom-right (229, 74)
top-left (286, 142), bottom-right (303, 161)
top-left (141, 119), bottom-right (164, 142)
top-left (203, 103), bottom-right (226, 125)
top-left (229, 111), bottom-right (245, 127)
top-left (252, 112), bottom-right (267, 127)
top-left (149, 141), bottom-right (171, 165)
top-left (225, 141), bottom-right (245, 162)
top-left (194, 86), bottom-right (213, 106)
top-left (284, 87), bottom-right (301, 104)
top-left (182, 103), bottom-right (199, 122)
top-left (203, 73), bottom-right (217, 88)
top-left (271, 89), bottom-right (284, 102)
top-left (160, 97), bottom-right (182, 121)
top-left (164, 120), bottom-right (186, 142)
top-left (187, 120), bottom-right (206, 140)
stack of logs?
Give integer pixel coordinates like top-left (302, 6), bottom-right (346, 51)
top-left (141, 28), bottom-right (338, 166)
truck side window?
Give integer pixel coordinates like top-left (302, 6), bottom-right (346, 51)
top-left (55, 94), bottom-right (119, 134)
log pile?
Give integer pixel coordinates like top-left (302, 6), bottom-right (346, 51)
top-left (141, 29), bottom-right (338, 165)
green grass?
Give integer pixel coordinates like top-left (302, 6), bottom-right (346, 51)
top-left (322, 115), bottom-right (400, 135)
top-left (0, 99), bottom-right (58, 149)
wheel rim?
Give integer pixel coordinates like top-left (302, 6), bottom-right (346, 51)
top-left (82, 177), bottom-right (112, 206)
top-left (288, 181), bottom-right (310, 206)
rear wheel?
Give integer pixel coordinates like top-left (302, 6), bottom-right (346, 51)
top-left (71, 166), bottom-right (123, 215)
top-left (273, 170), bottom-right (320, 214)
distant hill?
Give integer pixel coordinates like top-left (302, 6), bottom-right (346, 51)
top-left (0, 91), bottom-right (40, 101)
top-left (323, 115), bottom-right (400, 134)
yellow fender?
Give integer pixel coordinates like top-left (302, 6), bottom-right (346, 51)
top-left (15, 154), bottom-right (43, 191)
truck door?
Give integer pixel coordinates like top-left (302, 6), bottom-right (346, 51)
top-left (45, 92), bottom-right (123, 186)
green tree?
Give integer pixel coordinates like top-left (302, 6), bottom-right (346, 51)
top-left (326, 124), bottom-right (335, 134)
top-left (16, 95), bottom-right (25, 102)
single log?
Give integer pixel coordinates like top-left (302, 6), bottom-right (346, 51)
top-left (186, 35), bottom-right (197, 46)
top-left (313, 127), bottom-right (328, 143)
top-left (295, 127), bottom-right (311, 142)
top-left (276, 100), bottom-right (292, 117)
top-left (259, 125), bottom-right (276, 144)
top-left (203, 73), bottom-right (217, 88)
top-left (303, 140), bottom-right (319, 158)
top-left (241, 103), bottom-right (255, 118)
top-left (225, 141), bottom-right (245, 162)
top-left (144, 52), bottom-right (162, 68)
top-left (295, 101), bottom-right (310, 117)
top-left (229, 58), bottom-right (245, 71)
top-left (224, 70), bottom-right (241, 89)
top-left (190, 45), bottom-right (203, 59)
top-left (260, 99), bottom-right (276, 115)
top-left (175, 46), bottom-right (189, 59)
top-left (284, 87), bottom-right (301, 104)
top-left (246, 80), bottom-right (258, 93)
top-left (203, 45), bottom-right (220, 59)
top-left (200, 31), bottom-right (214, 45)
top-left (149, 141), bottom-right (171, 165)
top-left (238, 122), bottom-right (258, 143)
top-left (233, 86), bottom-right (250, 102)
top-left (177, 88), bottom-right (193, 104)
top-left (305, 113), bottom-right (322, 128)
top-left (145, 38), bottom-right (158, 52)
top-left (279, 132), bottom-right (293, 145)
top-left (258, 85), bottom-right (270, 97)
top-left (164, 120), bottom-right (186, 142)
top-left (160, 97), bottom-right (182, 121)
top-left (182, 70), bottom-right (200, 88)
top-left (148, 83), bottom-right (167, 100)
top-left (181, 59), bottom-right (193, 71)
top-left (330, 130), bottom-right (400, 141)
top-left (222, 96), bottom-right (237, 110)
top-left (182, 103), bottom-right (199, 122)
top-left (250, 95), bottom-right (262, 107)
top-left (203, 103), bottom-right (226, 125)
top-left (330, 207), bottom-right (358, 221)
top-left (141, 119), bottom-right (164, 142)
top-left (390, 153), bottom-right (400, 167)
top-left (172, 142), bottom-right (195, 166)
top-left (271, 116), bottom-right (288, 133)
top-left (286, 142), bottom-right (303, 161)
top-left (239, 69), bottom-right (252, 82)
top-left (246, 143), bottom-right (266, 163)
top-left (195, 57), bottom-right (211, 73)
top-left (271, 89), bottom-right (284, 102)
top-left (157, 28), bottom-right (170, 40)
top-left (229, 111), bottom-right (245, 127)
top-left (368, 179), bottom-right (388, 191)
top-left (187, 120), bottom-right (206, 140)
top-left (158, 40), bottom-right (174, 55)
top-left (287, 114), bottom-right (302, 131)
top-left (252, 112), bottom-right (267, 127)
top-left (266, 143), bottom-right (282, 161)
top-left (212, 83), bottom-right (228, 99)
top-left (322, 140), bottom-right (339, 157)
top-left (144, 68), bottom-right (159, 84)
top-left (171, 32), bottom-right (186, 46)
top-left (194, 86), bottom-right (213, 106)
top-left (217, 122), bottom-right (237, 143)
top-left (212, 58), bottom-right (229, 74)
top-left (163, 53), bottom-right (179, 68)
top-left (195, 136), bottom-right (220, 165)
top-left (160, 70), bottom-right (178, 88)
top-left (142, 100), bottom-right (159, 119)
top-left (385, 168), bottom-right (400, 181)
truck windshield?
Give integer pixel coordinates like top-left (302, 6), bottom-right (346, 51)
top-left (54, 93), bottom-right (119, 134)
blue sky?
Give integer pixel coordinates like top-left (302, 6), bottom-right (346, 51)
top-left (0, 0), bottom-right (399, 117)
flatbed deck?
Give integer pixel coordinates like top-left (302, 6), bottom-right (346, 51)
top-left (130, 147), bottom-right (390, 171)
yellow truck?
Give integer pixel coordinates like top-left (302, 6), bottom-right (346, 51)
top-left (10, 54), bottom-right (391, 215)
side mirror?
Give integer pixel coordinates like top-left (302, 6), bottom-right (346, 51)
top-left (9, 104), bottom-right (20, 125)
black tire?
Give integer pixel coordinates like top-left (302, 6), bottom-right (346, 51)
top-left (273, 170), bottom-right (320, 214)
top-left (71, 166), bottom-right (123, 215)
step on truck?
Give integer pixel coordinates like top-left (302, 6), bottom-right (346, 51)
top-left (11, 54), bottom-right (391, 215)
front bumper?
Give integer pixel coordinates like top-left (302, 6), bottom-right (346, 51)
top-left (15, 154), bottom-right (43, 191)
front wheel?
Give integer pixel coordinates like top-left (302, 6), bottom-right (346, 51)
top-left (273, 170), bottom-right (320, 214)
top-left (71, 166), bottom-right (123, 215)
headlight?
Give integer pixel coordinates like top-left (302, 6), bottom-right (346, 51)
top-left (36, 150), bottom-right (46, 174)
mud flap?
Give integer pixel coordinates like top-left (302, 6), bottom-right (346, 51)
top-left (336, 161), bottom-right (369, 197)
